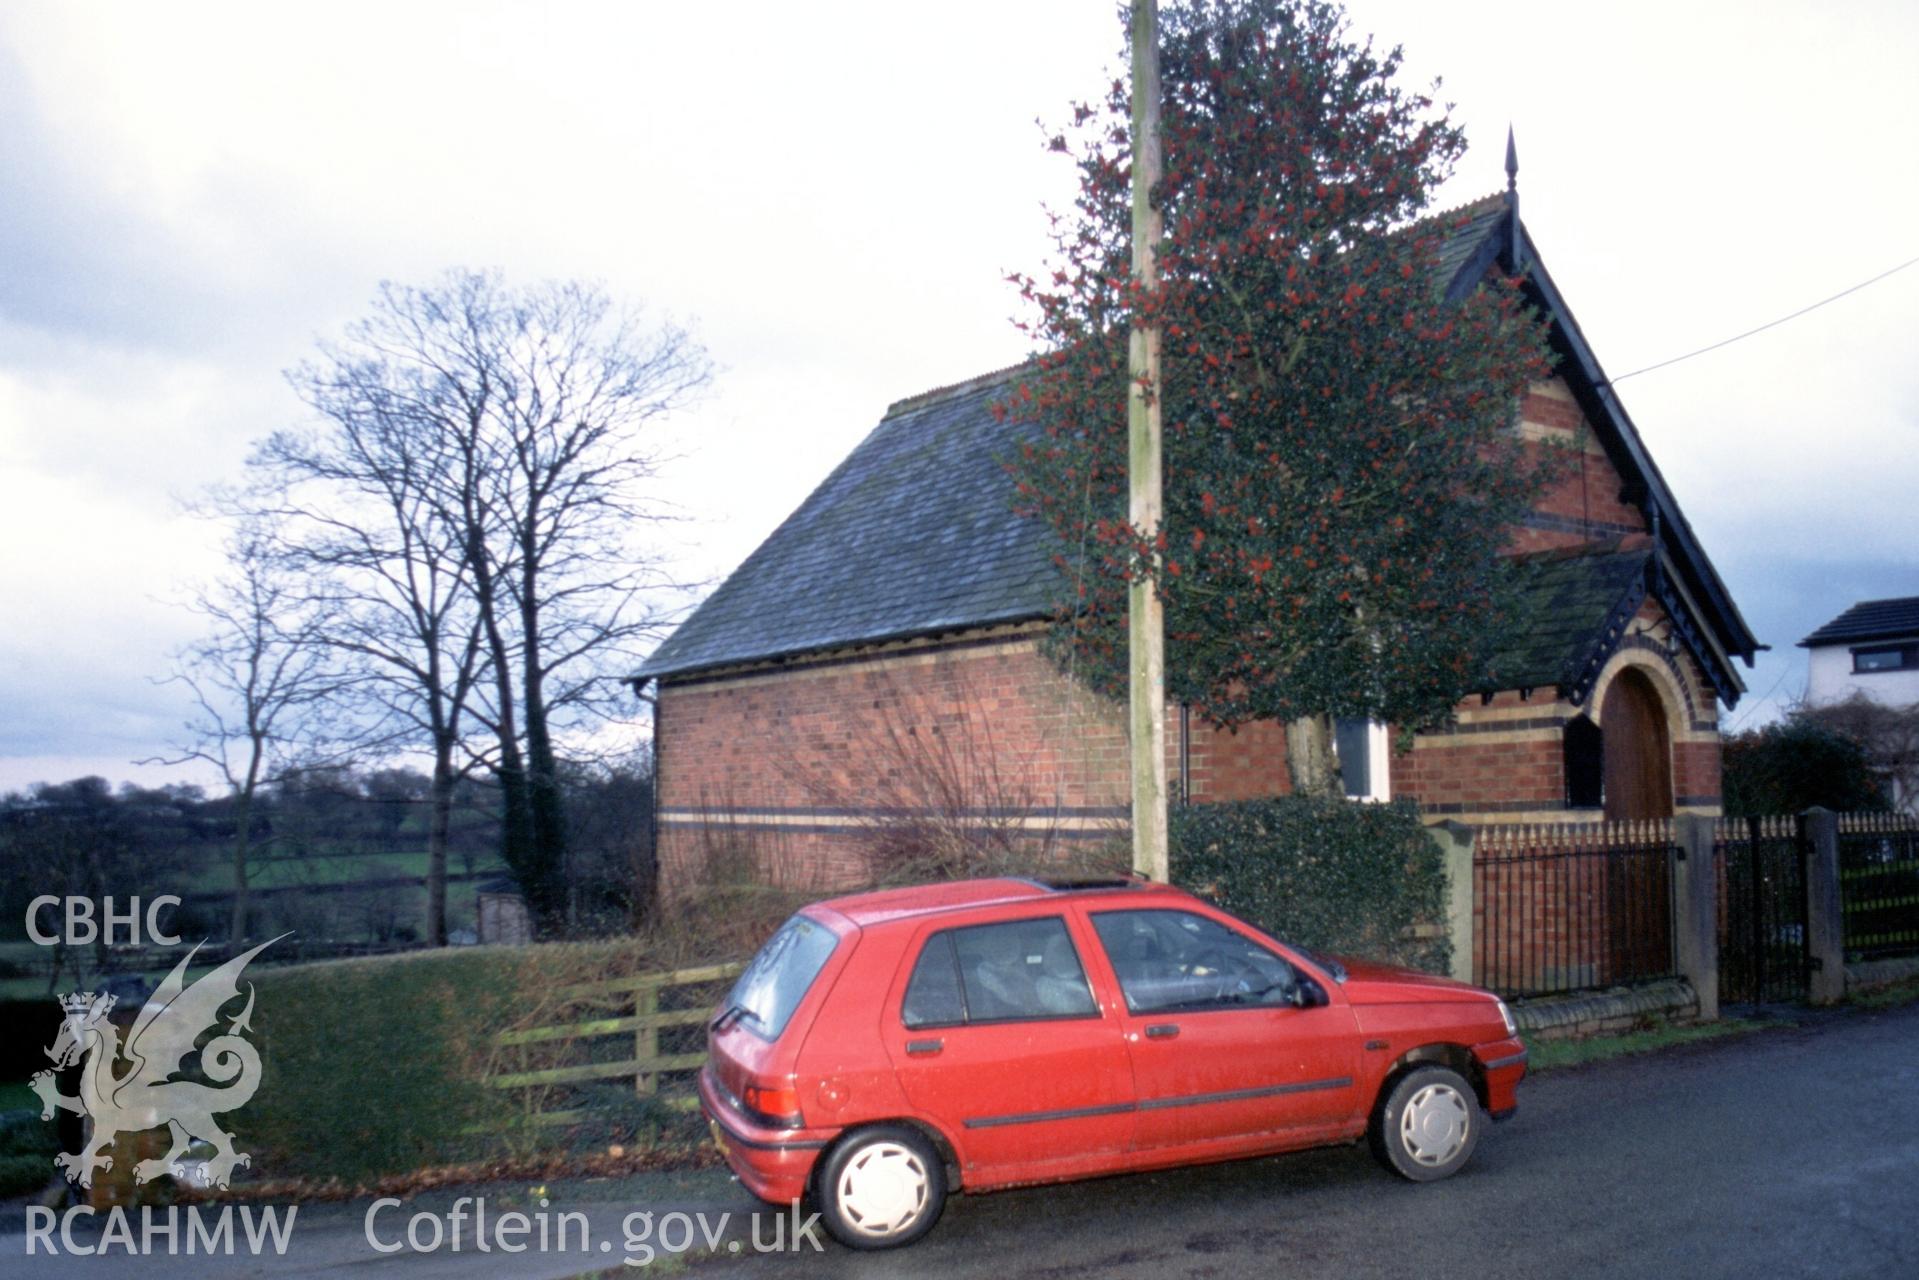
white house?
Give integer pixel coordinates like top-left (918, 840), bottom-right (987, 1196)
top-left (1801, 597), bottom-right (1919, 708)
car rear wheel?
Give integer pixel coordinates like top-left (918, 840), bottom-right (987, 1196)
top-left (816, 1125), bottom-right (946, 1249)
top-left (1370, 1064), bottom-right (1480, 1182)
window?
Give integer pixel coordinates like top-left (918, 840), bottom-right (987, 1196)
top-left (1090, 909), bottom-right (1301, 1014)
top-left (723, 914), bottom-right (840, 1040)
top-left (1853, 644), bottom-right (1917, 674)
top-left (901, 917), bottom-right (1097, 1028)
top-left (1334, 718), bottom-right (1391, 801)
top-left (901, 933), bottom-right (966, 1028)
top-left (1564, 714), bottom-right (1604, 809)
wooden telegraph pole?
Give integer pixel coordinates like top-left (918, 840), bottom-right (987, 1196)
top-left (1128, 0), bottom-right (1169, 882)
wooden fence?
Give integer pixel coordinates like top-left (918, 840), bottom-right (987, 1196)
top-left (486, 960), bottom-right (743, 1124)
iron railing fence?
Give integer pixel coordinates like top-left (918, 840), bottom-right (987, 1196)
top-left (1715, 815), bottom-right (1809, 1004)
top-left (1473, 820), bottom-right (1678, 999)
top-left (1837, 812), bottom-right (1919, 962)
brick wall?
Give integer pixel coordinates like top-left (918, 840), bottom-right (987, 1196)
top-left (656, 631), bottom-right (1137, 894)
top-left (1183, 716), bottom-right (1292, 803)
top-left (1394, 695), bottom-right (1569, 819)
top-left (653, 376), bottom-right (1725, 891)
top-left (658, 608), bottom-right (1722, 892)
top-left (1507, 377), bottom-right (1646, 555)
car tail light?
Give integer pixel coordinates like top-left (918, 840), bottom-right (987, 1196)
top-left (742, 1082), bottom-right (804, 1128)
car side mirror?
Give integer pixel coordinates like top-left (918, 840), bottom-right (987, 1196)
top-left (1292, 976), bottom-right (1329, 1008)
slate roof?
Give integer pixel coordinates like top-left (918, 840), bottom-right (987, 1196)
top-left (636, 368), bottom-right (1055, 679)
top-left (1799, 597), bottom-right (1919, 649)
top-left (638, 199), bottom-right (1519, 684)
top-left (637, 190), bottom-right (1757, 698)
top-left (1430, 195), bottom-right (1511, 297)
top-left (1488, 546), bottom-right (1651, 694)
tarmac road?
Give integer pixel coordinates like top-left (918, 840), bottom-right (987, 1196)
top-left (5, 1000), bottom-right (1916, 1279)
top-left (712, 999), bottom-right (1919, 1280)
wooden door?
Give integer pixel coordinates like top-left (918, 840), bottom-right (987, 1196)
top-left (1599, 667), bottom-right (1675, 982)
top-left (1600, 668), bottom-right (1673, 821)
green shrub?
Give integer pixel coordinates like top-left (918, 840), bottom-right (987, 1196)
top-left (247, 948), bottom-right (518, 1186)
top-left (1723, 718), bottom-right (1888, 817)
top-left (0, 1108), bottom-right (57, 1158)
top-left (1171, 795), bottom-right (1450, 974)
top-left (244, 935), bottom-right (708, 1188)
top-left (0, 1153), bottom-right (51, 1198)
top-left (0, 1106), bottom-right (59, 1199)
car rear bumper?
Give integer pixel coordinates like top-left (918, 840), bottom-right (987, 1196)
top-left (697, 1066), bottom-right (832, 1205)
top-left (1472, 1036), bottom-right (1528, 1118)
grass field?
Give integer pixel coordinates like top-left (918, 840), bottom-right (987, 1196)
top-left (0, 847), bottom-right (505, 999)
top-left (1, 959), bottom-right (233, 1003)
top-left (177, 849), bottom-right (507, 894)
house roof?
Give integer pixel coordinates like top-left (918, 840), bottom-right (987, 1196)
top-left (1799, 597), bottom-right (1919, 649)
top-left (1489, 545), bottom-right (1651, 699)
top-left (636, 366), bottom-right (1054, 680)
top-left (1504, 221), bottom-right (1759, 692)
top-left (1432, 194), bottom-right (1514, 297)
top-left (637, 192), bottom-right (1758, 703)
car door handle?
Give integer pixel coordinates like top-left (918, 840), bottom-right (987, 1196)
top-left (905, 1038), bottom-right (944, 1056)
top-left (1144, 1024), bottom-right (1180, 1040)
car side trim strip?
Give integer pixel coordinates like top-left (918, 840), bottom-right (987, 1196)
top-left (1135, 1077), bottom-right (1353, 1112)
top-left (1483, 1050), bottom-right (1528, 1070)
top-left (962, 1077), bottom-right (1353, 1130)
top-left (962, 1101), bottom-right (1137, 1130)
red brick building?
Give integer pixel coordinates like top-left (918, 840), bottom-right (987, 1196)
top-left (634, 190), bottom-right (1759, 893)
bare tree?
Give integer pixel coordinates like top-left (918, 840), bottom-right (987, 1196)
top-left (0, 778), bottom-right (188, 991)
top-left (1800, 693), bottom-right (1919, 815)
top-left (147, 528), bottom-right (352, 943)
top-left (245, 367), bottom-right (491, 946)
top-left (259, 270), bottom-right (710, 935)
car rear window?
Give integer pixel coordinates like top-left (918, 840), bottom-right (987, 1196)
top-left (722, 913), bottom-right (840, 1040)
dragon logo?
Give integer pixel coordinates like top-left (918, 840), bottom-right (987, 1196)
top-left (32, 936), bottom-right (285, 1189)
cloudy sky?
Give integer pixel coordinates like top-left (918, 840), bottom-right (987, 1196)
top-left (1, 0), bottom-right (1914, 792)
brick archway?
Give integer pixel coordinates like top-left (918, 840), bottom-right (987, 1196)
top-left (1588, 642), bottom-right (1697, 739)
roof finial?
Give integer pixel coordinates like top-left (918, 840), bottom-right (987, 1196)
top-left (1504, 124), bottom-right (1522, 274)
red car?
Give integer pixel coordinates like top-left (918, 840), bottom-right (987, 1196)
top-left (699, 877), bottom-right (1526, 1249)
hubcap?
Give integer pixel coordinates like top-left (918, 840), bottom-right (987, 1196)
top-left (835, 1142), bottom-right (929, 1238)
top-left (1399, 1083), bottom-right (1470, 1166)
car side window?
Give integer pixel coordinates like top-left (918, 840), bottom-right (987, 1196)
top-left (902, 933), bottom-right (967, 1028)
top-left (1090, 909), bottom-right (1300, 1014)
top-left (901, 917), bottom-right (1097, 1028)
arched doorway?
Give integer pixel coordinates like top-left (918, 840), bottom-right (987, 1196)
top-left (1594, 665), bottom-right (1676, 984)
top-left (1599, 667), bottom-right (1674, 821)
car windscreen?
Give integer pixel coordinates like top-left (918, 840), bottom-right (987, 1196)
top-left (720, 913), bottom-right (840, 1040)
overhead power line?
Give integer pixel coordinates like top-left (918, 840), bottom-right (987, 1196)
top-left (1606, 252), bottom-right (1919, 385)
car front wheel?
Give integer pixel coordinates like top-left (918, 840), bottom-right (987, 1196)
top-left (815, 1125), bottom-right (947, 1249)
top-left (1370, 1064), bottom-right (1481, 1182)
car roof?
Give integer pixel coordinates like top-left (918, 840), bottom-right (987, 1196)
top-left (809, 876), bottom-right (1187, 929)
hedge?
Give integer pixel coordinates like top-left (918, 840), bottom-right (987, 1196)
top-left (245, 947), bottom-right (525, 1185)
top-left (1171, 795), bottom-right (1450, 974)
top-left (243, 935), bottom-right (723, 1187)
top-left (0, 1107), bottom-right (57, 1198)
